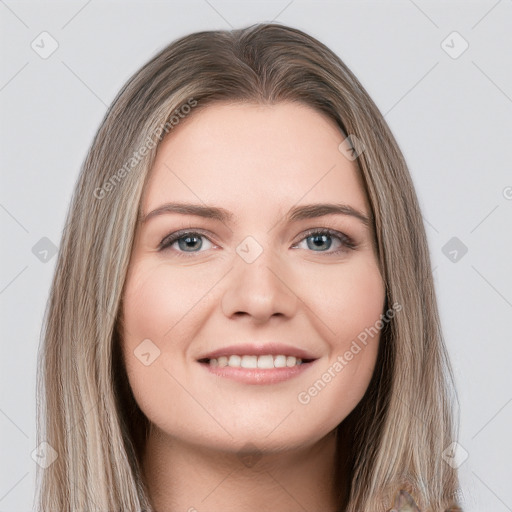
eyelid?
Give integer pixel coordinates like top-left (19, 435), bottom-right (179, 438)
top-left (158, 227), bottom-right (358, 255)
top-left (292, 227), bottom-right (357, 251)
top-left (158, 228), bottom-right (215, 251)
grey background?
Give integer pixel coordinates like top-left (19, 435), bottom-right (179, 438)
top-left (1, 1), bottom-right (511, 510)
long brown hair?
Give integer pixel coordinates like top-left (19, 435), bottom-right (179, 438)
top-left (36, 22), bottom-right (462, 511)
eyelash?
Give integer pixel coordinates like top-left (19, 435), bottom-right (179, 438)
top-left (158, 228), bottom-right (357, 257)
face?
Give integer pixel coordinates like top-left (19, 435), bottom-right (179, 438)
top-left (120, 102), bottom-right (386, 455)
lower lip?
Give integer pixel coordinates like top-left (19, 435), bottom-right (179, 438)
top-left (198, 360), bottom-right (317, 385)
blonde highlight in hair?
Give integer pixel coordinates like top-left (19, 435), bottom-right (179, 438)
top-left (36, 23), bottom-right (462, 511)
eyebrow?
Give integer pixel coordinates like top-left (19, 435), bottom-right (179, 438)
top-left (141, 202), bottom-right (372, 227)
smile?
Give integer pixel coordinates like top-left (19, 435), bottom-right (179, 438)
top-left (197, 355), bottom-right (317, 385)
top-left (196, 343), bottom-right (319, 384)
top-left (204, 354), bottom-right (309, 369)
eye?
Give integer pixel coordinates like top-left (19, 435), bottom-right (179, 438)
top-left (158, 228), bottom-right (357, 257)
top-left (292, 228), bottom-right (357, 254)
top-left (158, 230), bottom-right (215, 255)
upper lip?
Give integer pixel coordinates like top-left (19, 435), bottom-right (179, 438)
top-left (197, 343), bottom-right (319, 362)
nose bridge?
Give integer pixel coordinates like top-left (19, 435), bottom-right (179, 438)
top-left (220, 234), bottom-right (298, 321)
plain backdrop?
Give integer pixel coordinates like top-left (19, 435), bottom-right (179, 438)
top-left (1, 1), bottom-right (511, 510)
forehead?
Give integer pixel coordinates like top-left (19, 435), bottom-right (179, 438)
top-left (141, 102), bottom-right (369, 221)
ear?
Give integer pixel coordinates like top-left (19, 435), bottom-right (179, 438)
top-left (390, 490), bottom-right (421, 512)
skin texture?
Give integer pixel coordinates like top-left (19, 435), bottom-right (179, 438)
top-left (120, 102), bottom-right (386, 511)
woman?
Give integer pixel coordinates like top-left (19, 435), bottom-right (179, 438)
top-left (36, 23), bottom-right (463, 511)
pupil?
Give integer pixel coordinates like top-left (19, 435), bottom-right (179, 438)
top-left (179, 236), bottom-right (202, 251)
top-left (309, 234), bottom-right (331, 251)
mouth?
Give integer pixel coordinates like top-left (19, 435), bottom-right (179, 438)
top-left (197, 354), bottom-right (316, 369)
top-left (196, 343), bottom-right (319, 385)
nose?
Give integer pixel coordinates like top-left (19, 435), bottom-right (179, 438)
top-left (221, 243), bottom-right (299, 324)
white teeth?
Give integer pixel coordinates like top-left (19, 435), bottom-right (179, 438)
top-left (228, 355), bottom-right (241, 367)
top-left (207, 354), bottom-right (304, 369)
top-left (241, 355), bottom-right (257, 368)
top-left (274, 355), bottom-right (287, 368)
top-left (257, 355), bottom-right (274, 369)
top-left (286, 356), bottom-right (297, 367)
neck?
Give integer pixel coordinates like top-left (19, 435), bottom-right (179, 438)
top-left (141, 427), bottom-right (346, 512)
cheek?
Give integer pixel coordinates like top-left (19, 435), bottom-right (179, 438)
top-left (336, 263), bottom-right (385, 344)
top-left (293, 257), bottom-right (385, 420)
top-left (119, 259), bottom-right (225, 374)
top-left (122, 270), bottom-right (162, 343)
top-left (300, 255), bottom-right (386, 349)
top-left (331, 259), bottom-right (385, 376)
top-left (121, 261), bottom-right (213, 348)
top-left (119, 262), bottom-right (200, 431)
